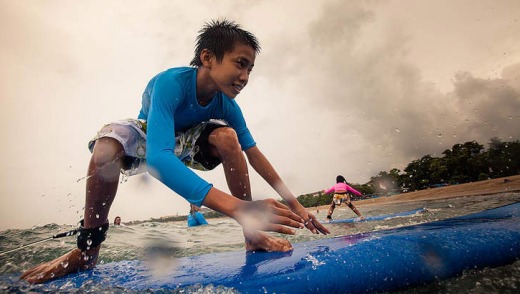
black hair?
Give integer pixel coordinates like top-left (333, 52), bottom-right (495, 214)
top-left (190, 19), bottom-right (261, 67)
top-left (336, 175), bottom-right (346, 183)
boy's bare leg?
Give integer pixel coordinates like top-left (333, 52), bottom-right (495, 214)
top-left (209, 128), bottom-right (293, 252)
top-left (21, 138), bottom-right (124, 283)
top-left (84, 138), bottom-right (123, 228)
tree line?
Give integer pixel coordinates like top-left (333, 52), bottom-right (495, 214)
top-left (295, 138), bottom-right (520, 208)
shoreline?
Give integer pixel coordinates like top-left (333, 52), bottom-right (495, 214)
top-left (311, 175), bottom-right (520, 212)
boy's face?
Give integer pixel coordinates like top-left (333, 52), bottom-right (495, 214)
top-left (210, 43), bottom-right (256, 98)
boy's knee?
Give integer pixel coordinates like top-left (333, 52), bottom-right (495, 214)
top-left (209, 127), bottom-right (241, 155)
top-left (91, 138), bottom-right (125, 168)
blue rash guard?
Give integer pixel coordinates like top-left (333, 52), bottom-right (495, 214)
top-left (138, 67), bottom-right (256, 206)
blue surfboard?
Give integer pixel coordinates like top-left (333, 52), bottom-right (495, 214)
top-left (328, 207), bottom-right (427, 223)
top-left (45, 202), bottom-right (520, 293)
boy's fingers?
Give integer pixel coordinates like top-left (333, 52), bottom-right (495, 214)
top-left (265, 224), bottom-right (297, 235)
top-left (270, 215), bottom-right (304, 229)
top-left (272, 200), bottom-right (291, 210)
top-left (309, 216), bottom-right (330, 235)
top-left (273, 206), bottom-right (304, 223)
top-left (310, 220), bottom-right (330, 235)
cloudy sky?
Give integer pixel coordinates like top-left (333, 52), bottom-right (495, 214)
top-left (1, 0), bottom-right (519, 230)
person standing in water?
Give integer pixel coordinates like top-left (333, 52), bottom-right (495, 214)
top-left (323, 175), bottom-right (365, 221)
top-left (187, 204), bottom-right (209, 227)
top-left (21, 19), bottom-right (329, 284)
top-left (113, 216), bottom-right (122, 226)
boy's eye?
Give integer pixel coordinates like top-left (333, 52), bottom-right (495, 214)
top-left (236, 58), bottom-right (253, 73)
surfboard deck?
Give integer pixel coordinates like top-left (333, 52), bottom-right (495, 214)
top-left (44, 202), bottom-right (520, 293)
top-left (327, 207), bottom-right (426, 223)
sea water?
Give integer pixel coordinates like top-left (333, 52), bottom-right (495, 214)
top-left (1, 192), bottom-right (519, 293)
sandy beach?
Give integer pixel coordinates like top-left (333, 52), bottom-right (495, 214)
top-left (312, 175), bottom-right (520, 212)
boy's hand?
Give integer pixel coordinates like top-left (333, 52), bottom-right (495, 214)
top-left (302, 212), bottom-right (330, 235)
top-left (20, 248), bottom-right (98, 284)
top-left (235, 198), bottom-right (304, 234)
top-left (290, 205), bottom-right (330, 235)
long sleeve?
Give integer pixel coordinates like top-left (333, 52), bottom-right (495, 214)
top-left (145, 72), bottom-right (212, 207)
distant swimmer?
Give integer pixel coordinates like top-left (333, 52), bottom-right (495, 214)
top-left (113, 216), bottom-right (122, 226)
top-left (323, 175), bottom-right (365, 221)
top-left (187, 204), bottom-right (209, 227)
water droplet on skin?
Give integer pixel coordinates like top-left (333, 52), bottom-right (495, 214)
top-left (61, 261), bottom-right (69, 268)
top-left (96, 214), bottom-right (99, 219)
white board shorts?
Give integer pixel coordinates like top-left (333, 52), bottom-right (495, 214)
top-left (88, 118), bottom-right (228, 176)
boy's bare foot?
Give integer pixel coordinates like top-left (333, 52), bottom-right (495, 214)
top-left (20, 248), bottom-right (98, 284)
top-left (244, 230), bottom-right (293, 252)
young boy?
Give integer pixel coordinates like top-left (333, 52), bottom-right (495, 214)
top-left (21, 19), bottom-right (329, 284)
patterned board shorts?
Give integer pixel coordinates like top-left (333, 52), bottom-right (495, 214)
top-left (88, 119), bottom-right (228, 176)
top-left (333, 194), bottom-right (351, 205)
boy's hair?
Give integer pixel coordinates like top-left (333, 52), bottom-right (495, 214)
top-left (190, 19), bottom-right (261, 67)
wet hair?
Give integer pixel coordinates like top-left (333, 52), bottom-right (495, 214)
top-left (113, 216), bottom-right (121, 225)
top-left (336, 175), bottom-right (346, 183)
top-left (190, 19), bottom-right (261, 67)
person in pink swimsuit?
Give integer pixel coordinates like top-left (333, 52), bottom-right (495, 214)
top-left (323, 175), bottom-right (365, 221)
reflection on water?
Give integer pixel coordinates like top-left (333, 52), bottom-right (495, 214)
top-left (1, 192), bottom-right (519, 293)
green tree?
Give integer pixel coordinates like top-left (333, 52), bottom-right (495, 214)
top-left (402, 155), bottom-right (435, 190)
top-left (442, 141), bottom-right (485, 183)
top-left (486, 138), bottom-right (520, 177)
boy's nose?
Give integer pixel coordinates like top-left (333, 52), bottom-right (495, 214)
top-left (239, 70), bottom-right (249, 84)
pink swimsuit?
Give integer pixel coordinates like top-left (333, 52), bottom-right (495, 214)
top-left (324, 183), bottom-right (362, 196)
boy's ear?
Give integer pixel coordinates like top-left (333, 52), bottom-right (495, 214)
top-left (200, 49), bottom-right (213, 68)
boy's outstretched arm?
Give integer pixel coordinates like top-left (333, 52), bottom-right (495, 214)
top-left (244, 146), bottom-right (330, 235)
top-left (202, 187), bottom-right (304, 234)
